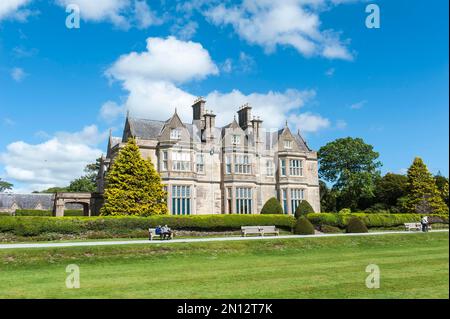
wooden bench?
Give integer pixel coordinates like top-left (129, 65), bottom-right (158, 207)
top-left (404, 223), bottom-right (432, 231)
top-left (148, 228), bottom-right (174, 240)
top-left (241, 226), bottom-right (279, 237)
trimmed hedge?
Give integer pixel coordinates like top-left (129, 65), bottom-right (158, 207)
top-left (307, 212), bottom-right (449, 229)
top-left (261, 197), bottom-right (284, 214)
top-left (294, 200), bottom-right (315, 219)
top-left (12, 210), bottom-right (84, 217)
top-left (0, 214), bottom-right (296, 237)
top-left (294, 217), bottom-right (315, 235)
top-left (346, 217), bottom-right (368, 233)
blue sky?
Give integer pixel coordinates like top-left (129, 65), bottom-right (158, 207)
top-left (0, 0), bottom-right (448, 193)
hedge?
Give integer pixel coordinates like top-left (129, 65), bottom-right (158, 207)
top-left (0, 214), bottom-right (296, 237)
top-left (12, 210), bottom-right (84, 217)
top-left (307, 213), bottom-right (449, 228)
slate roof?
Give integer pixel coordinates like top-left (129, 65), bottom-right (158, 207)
top-left (0, 193), bottom-right (55, 210)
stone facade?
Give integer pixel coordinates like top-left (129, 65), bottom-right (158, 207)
top-left (98, 98), bottom-right (320, 215)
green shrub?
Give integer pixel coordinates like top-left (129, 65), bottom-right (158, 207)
top-left (260, 197), bottom-right (284, 214)
top-left (0, 214), bottom-right (297, 238)
top-left (294, 217), bottom-right (315, 235)
top-left (294, 200), bottom-right (315, 219)
top-left (14, 210), bottom-right (84, 217)
top-left (320, 225), bottom-right (342, 233)
top-left (338, 208), bottom-right (351, 214)
top-left (346, 217), bottom-right (368, 233)
top-left (307, 212), bottom-right (448, 229)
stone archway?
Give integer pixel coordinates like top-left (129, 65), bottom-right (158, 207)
top-left (53, 193), bottom-right (93, 217)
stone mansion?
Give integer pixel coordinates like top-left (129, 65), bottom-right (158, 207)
top-left (97, 98), bottom-right (320, 215)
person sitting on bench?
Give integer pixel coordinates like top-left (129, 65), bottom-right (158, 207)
top-left (161, 225), bottom-right (172, 240)
top-left (155, 225), bottom-right (162, 239)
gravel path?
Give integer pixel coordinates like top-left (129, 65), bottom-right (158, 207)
top-left (0, 229), bottom-right (447, 250)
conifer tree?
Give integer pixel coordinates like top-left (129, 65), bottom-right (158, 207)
top-left (100, 138), bottom-right (168, 216)
top-left (405, 157), bottom-right (448, 214)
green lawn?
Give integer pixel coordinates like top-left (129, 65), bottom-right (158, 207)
top-left (0, 232), bottom-right (448, 299)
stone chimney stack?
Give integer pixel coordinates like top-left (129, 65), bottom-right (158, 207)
top-left (251, 116), bottom-right (263, 143)
top-left (203, 109), bottom-right (216, 141)
top-left (192, 97), bottom-right (206, 129)
top-left (237, 103), bottom-right (252, 130)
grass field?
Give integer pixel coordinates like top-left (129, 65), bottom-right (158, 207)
top-left (0, 232), bottom-right (448, 299)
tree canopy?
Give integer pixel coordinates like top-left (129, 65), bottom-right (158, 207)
top-left (0, 178), bottom-right (13, 192)
top-left (404, 157), bottom-right (448, 214)
top-left (318, 137), bottom-right (382, 210)
top-left (100, 138), bottom-right (168, 216)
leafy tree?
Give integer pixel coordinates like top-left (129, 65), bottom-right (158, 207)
top-left (404, 157), bottom-right (448, 214)
top-left (294, 200), bottom-right (315, 219)
top-left (37, 186), bottom-right (69, 193)
top-left (434, 172), bottom-right (449, 208)
top-left (319, 180), bottom-right (337, 212)
top-left (318, 137), bottom-right (382, 210)
top-left (101, 138), bottom-right (168, 216)
top-left (0, 178), bottom-right (13, 192)
top-left (67, 176), bottom-right (97, 193)
top-left (260, 197), bottom-right (284, 214)
top-left (374, 173), bottom-right (408, 207)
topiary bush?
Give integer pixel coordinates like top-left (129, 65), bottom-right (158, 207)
top-left (294, 200), bottom-right (315, 219)
top-left (260, 197), bottom-right (284, 214)
top-left (319, 225), bottom-right (342, 233)
top-left (346, 217), bottom-right (368, 233)
top-left (294, 216), bottom-right (315, 235)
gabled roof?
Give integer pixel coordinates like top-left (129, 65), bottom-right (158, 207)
top-left (0, 193), bottom-right (55, 210)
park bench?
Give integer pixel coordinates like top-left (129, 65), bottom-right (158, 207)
top-left (148, 228), bottom-right (174, 240)
top-left (404, 223), bottom-right (432, 231)
top-left (241, 226), bottom-right (279, 237)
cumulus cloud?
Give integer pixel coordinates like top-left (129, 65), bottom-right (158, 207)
top-left (0, 0), bottom-right (32, 21)
top-left (349, 100), bottom-right (367, 109)
top-left (104, 36), bottom-right (325, 131)
top-left (55, 0), bottom-right (161, 29)
top-left (100, 101), bottom-right (126, 123)
top-left (0, 126), bottom-right (106, 192)
top-left (203, 0), bottom-right (353, 60)
top-left (288, 112), bottom-right (331, 133)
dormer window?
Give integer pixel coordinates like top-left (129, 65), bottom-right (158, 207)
top-left (284, 140), bottom-right (292, 149)
top-left (170, 128), bottom-right (181, 140)
top-left (232, 135), bottom-right (241, 145)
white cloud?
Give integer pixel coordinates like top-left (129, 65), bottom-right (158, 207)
top-left (288, 112), bottom-right (331, 133)
top-left (55, 0), bottom-right (162, 29)
top-left (10, 67), bottom-right (27, 82)
top-left (100, 101), bottom-right (126, 122)
top-left (105, 36), bottom-right (328, 134)
top-left (107, 36), bottom-right (219, 84)
top-left (0, 126), bottom-right (105, 192)
top-left (221, 58), bottom-right (233, 73)
top-left (325, 67), bottom-right (335, 77)
top-left (0, 0), bottom-right (31, 21)
top-left (133, 0), bottom-right (162, 29)
top-left (349, 100), bottom-right (367, 109)
top-left (203, 0), bottom-right (353, 60)
top-left (171, 20), bottom-right (199, 40)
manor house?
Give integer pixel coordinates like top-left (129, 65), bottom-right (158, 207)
top-left (97, 98), bottom-right (320, 215)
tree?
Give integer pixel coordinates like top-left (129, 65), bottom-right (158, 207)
top-left (404, 157), bottom-right (448, 214)
top-left (374, 173), bottom-right (408, 207)
top-left (67, 176), bottom-right (97, 193)
top-left (294, 200), bottom-right (314, 219)
top-left (319, 180), bottom-right (337, 212)
top-left (0, 178), bottom-right (13, 192)
top-left (100, 138), bottom-right (168, 216)
top-left (318, 137), bottom-right (382, 211)
top-left (434, 172), bottom-right (449, 208)
top-left (260, 197), bottom-right (284, 214)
